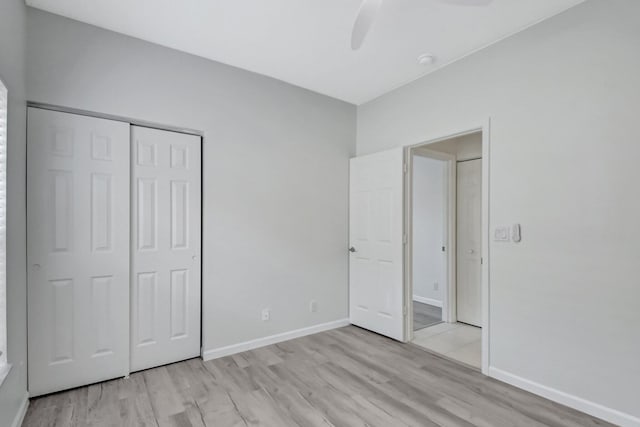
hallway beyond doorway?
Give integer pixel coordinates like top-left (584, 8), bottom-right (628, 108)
top-left (412, 301), bottom-right (441, 331)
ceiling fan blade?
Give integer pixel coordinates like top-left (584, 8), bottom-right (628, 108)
top-left (438, 0), bottom-right (493, 6)
top-left (351, 0), bottom-right (383, 50)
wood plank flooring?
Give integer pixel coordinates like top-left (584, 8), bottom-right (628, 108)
top-left (22, 326), bottom-right (613, 427)
top-left (413, 301), bottom-right (442, 331)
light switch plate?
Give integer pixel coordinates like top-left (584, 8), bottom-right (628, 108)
top-left (512, 224), bottom-right (521, 242)
top-left (494, 226), bottom-right (510, 242)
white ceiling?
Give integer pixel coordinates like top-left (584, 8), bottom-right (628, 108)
top-left (26, 0), bottom-right (584, 104)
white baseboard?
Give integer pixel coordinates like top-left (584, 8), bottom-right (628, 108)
top-left (412, 295), bottom-right (443, 307)
top-left (489, 367), bottom-right (640, 427)
top-left (202, 318), bottom-right (350, 361)
top-left (11, 392), bottom-right (29, 427)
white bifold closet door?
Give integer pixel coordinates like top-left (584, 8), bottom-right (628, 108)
top-left (130, 126), bottom-right (201, 372)
top-left (27, 108), bottom-right (131, 397)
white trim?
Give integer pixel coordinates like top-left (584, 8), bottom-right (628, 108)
top-left (0, 363), bottom-right (11, 388)
top-left (404, 120), bottom-right (491, 375)
top-left (201, 318), bottom-right (350, 361)
top-left (10, 392), bottom-right (29, 427)
top-left (28, 102), bottom-right (204, 137)
top-left (480, 120), bottom-right (491, 376)
top-left (412, 295), bottom-right (443, 308)
top-left (489, 367), bottom-right (640, 427)
top-left (0, 80), bottom-right (7, 370)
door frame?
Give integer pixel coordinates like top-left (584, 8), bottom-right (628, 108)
top-left (403, 119), bottom-right (491, 375)
top-left (25, 101), bottom-right (206, 380)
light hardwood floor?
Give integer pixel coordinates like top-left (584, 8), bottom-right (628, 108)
top-left (412, 301), bottom-right (442, 331)
top-left (22, 326), bottom-right (612, 427)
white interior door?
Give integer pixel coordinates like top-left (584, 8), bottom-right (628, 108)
top-left (456, 159), bottom-right (482, 327)
top-left (349, 148), bottom-right (405, 341)
top-left (27, 108), bottom-right (130, 396)
top-left (131, 126), bottom-right (201, 372)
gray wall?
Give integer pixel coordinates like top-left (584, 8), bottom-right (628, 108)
top-left (0, 0), bottom-right (28, 425)
top-left (26, 9), bottom-right (355, 356)
top-left (358, 0), bottom-right (640, 421)
top-left (412, 156), bottom-right (444, 304)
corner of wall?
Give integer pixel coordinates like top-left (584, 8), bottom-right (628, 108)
top-left (489, 367), bottom-right (640, 427)
top-left (0, 0), bottom-right (29, 425)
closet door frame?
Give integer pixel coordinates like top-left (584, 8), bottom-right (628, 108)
top-left (26, 102), bottom-right (205, 393)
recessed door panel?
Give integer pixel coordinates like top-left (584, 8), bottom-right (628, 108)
top-left (91, 275), bottom-right (114, 357)
top-left (50, 279), bottom-right (74, 364)
top-left (170, 145), bottom-right (188, 169)
top-left (51, 127), bottom-right (74, 157)
top-left (90, 173), bottom-right (113, 252)
top-left (170, 181), bottom-right (189, 249)
top-left (353, 191), bottom-right (370, 241)
top-left (137, 140), bottom-right (157, 167)
top-left (50, 170), bottom-right (73, 253)
top-left (131, 126), bottom-right (201, 372)
top-left (136, 272), bottom-right (157, 346)
top-left (91, 133), bottom-right (112, 161)
top-left (137, 178), bottom-right (157, 251)
top-left (28, 107), bottom-right (130, 397)
top-left (170, 269), bottom-right (188, 339)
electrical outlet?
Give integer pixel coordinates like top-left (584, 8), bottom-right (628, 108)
top-left (310, 300), bottom-right (318, 313)
top-left (261, 308), bottom-right (270, 321)
top-left (433, 282), bottom-right (439, 291)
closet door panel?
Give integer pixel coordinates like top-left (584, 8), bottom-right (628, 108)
top-left (131, 126), bottom-right (201, 372)
top-left (27, 108), bottom-right (130, 396)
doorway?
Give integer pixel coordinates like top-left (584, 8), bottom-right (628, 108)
top-left (411, 154), bottom-right (445, 330)
top-left (408, 131), bottom-right (485, 370)
top-left (347, 121), bottom-right (490, 373)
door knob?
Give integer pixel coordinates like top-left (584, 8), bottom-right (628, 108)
top-left (468, 249), bottom-right (475, 254)
top-left (349, 247), bottom-right (357, 253)
top-left (33, 264), bottom-right (41, 271)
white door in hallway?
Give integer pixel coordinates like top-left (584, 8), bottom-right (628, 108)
top-left (130, 126), bottom-right (201, 372)
top-left (349, 148), bottom-right (405, 341)
top-left (27, 108), bottom-right (130, 396)
top-left (456, 159), bottom-right (482, 327)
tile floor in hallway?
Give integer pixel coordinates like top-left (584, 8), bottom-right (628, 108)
top-left (412, 322), bottom-right (481, 369)
top-left (412, 301), bottom-right (442, 331)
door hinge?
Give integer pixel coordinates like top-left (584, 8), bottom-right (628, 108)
top-left (442, 246), bottom-right (446, 252)
top-left (403, 234), bottom-right (407, 244)
top-left (481, 257), bottom-right (484, 265)
top-left (403, 163), bottom-right (408, 174)
top-left (403, 306), bottom-right (408, 316)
